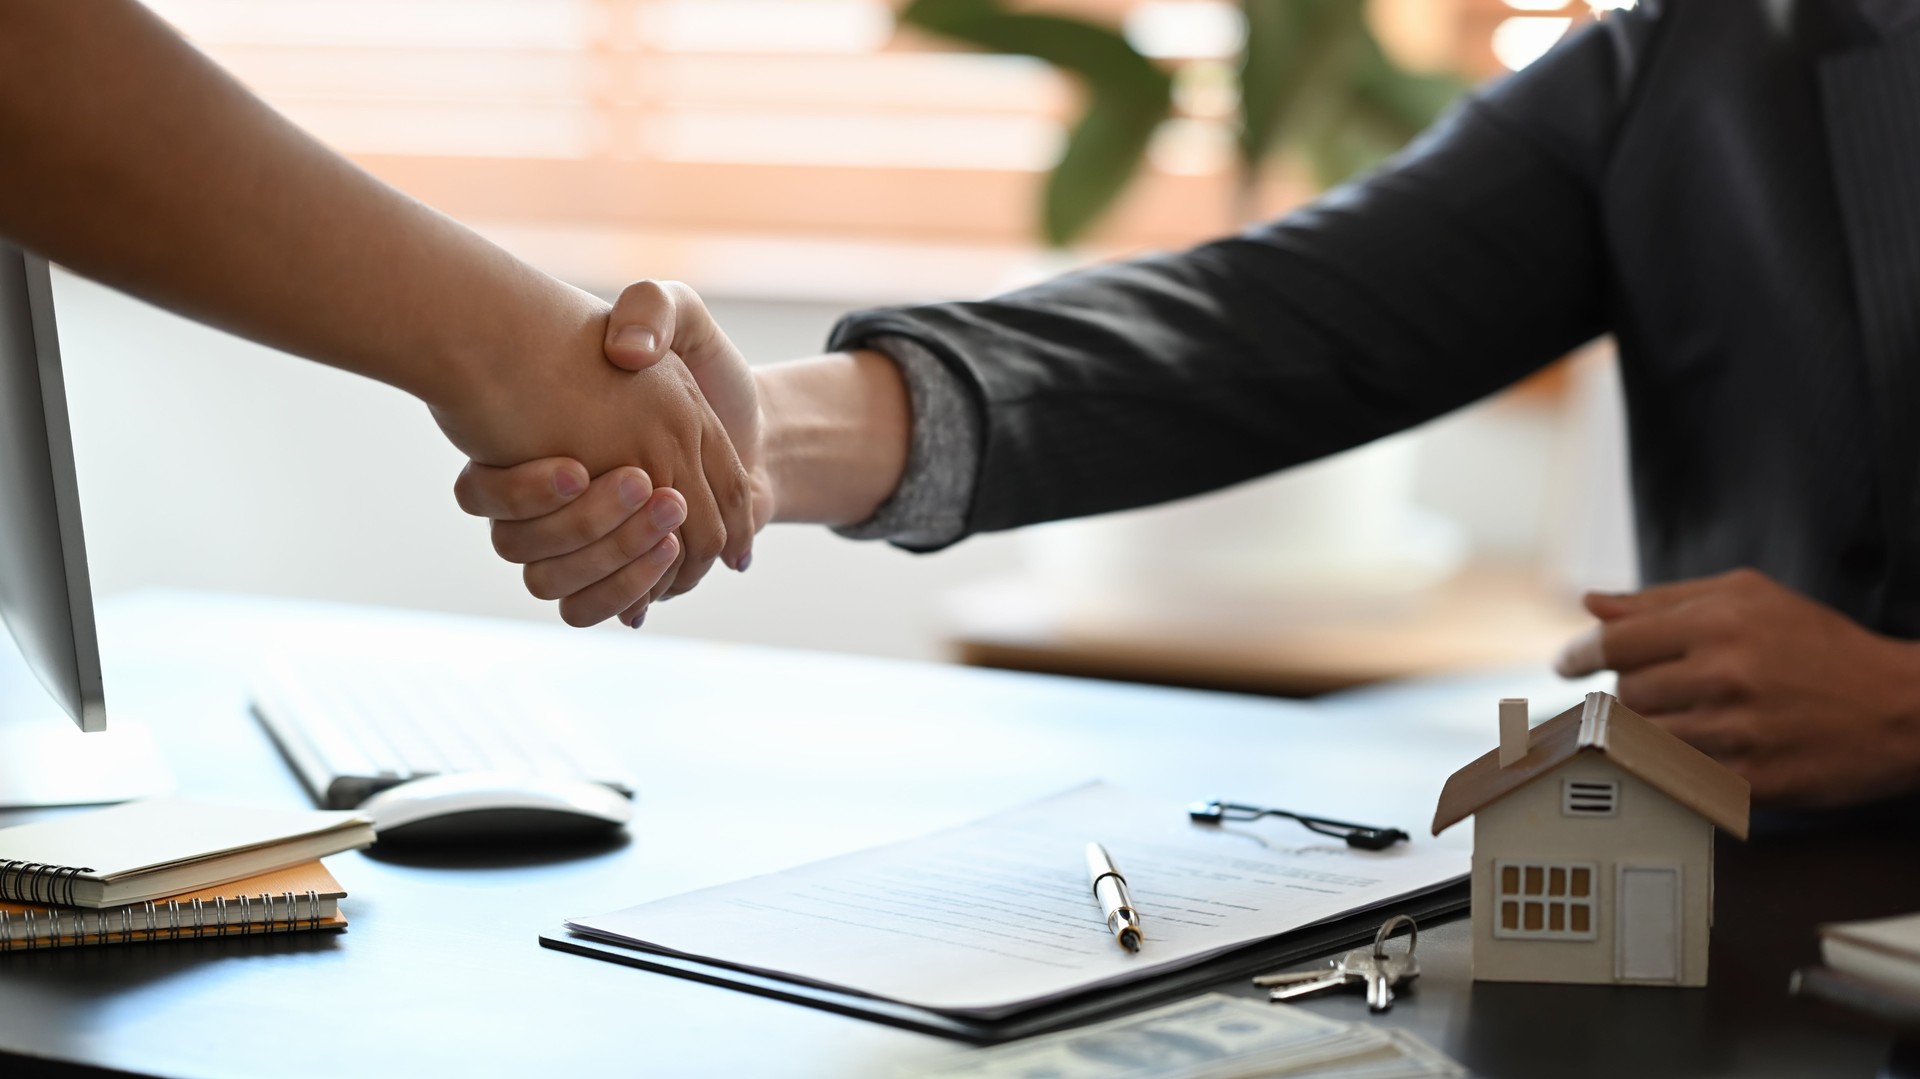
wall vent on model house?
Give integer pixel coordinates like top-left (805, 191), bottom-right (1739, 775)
top-left (1563, 779), bottom-right (1618, 817)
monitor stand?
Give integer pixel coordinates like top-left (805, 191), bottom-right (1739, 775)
top-left (0, 628), bottom-right (171, 808)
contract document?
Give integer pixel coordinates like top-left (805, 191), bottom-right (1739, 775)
top-left (565, 784), bottom-right (1466, 1018)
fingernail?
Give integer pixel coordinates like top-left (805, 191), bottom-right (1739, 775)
top-left (553, 468), bottom-right (584, 498)
top-left (650, 497), bottom-right (686, 529)
top-left (736, 550), bottom-right (753, 573)
top-left (1554, 626), bottom-right (1603, 678)
top-left (613, 325), bottom-right (659, 353)
top-left (1552, 640), bottom-right (1580, 678)
top-left (618, 473), bottom-right (649, 509)
top-left (629, 608), bottom-right (647, 629)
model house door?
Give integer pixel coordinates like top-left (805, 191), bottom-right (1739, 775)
top-left (1616, 865), bottom-right (1682, 982)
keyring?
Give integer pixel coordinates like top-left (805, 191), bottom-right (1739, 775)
top-left (1373, 913), bottom-right (1418, 960)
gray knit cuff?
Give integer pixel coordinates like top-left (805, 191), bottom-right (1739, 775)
top-left (829, 335), bottom-right (982, 549)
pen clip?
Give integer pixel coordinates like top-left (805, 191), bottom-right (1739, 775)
top-left (1188, 799), bottom-right (1409, 850)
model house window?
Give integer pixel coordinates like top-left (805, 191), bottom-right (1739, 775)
top-left (1562, 779), bottom-right (1619, 817)
top-left (1494, 861), bottom-right (1598, 940)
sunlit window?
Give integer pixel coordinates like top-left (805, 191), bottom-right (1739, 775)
top-left (1492, 15), bottom-right (1574, 69)
top-left (1124, 1), bottom-right (1246, 61)
top-left (138, 0), bottom-right (1565, 293)
top-left (640, 0), bottom-right (894, 54)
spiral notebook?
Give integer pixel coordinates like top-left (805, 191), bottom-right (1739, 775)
top-left (0, 798), bottom-right (372, 908)
top-left (0, 861), bottom-right (348, 951)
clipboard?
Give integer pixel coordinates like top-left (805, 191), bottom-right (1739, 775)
top-left (538, 880), bottom-right (1467, 1044)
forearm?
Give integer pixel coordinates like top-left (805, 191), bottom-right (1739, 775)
top-left (759, 350), bottom-right (911, 526)
top-left (0, 1), bottom-right (584, 416)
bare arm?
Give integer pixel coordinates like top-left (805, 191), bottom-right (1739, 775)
top-left (759, 350), bottom-right (911, 527)
top-left (0, 0), bottom-right (753, 595)
top-left (0, 1), bottom-right (560, 416)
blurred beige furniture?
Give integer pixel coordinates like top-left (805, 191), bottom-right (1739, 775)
top-left (943, 564), bottom-right (1591, 698)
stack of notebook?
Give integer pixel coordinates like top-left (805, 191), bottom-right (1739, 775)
top-left (0, 798), bottom-right (372, 951)
top-left (1793, 911), bottom-right (1920, 1026)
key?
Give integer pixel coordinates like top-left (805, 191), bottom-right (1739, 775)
top-left (1338, 948), bottom-right (1396, 1010)
top-left (1251, 965), bottom-right (1341, 988)
top-left (1254, 914), bottom-right (1422, 1010)
top-left (1336, 947), bottom-right (1419, 1012)
top-left (1264, 966), bottom-right (1356, 1002)
top-left (1374, 956), bottom-right (1405, 1006)
top-left (1363, 914), bottom-right (1422, 1013)
top-left (1259, 948), bottom-right (1373, 1002)
top-left (1362, 953), bottom-right (1419, 1010)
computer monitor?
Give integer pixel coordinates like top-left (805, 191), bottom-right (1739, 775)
top-left (0, 243), bottom-right (169, 806)
top-left (0, 245), bottom-right (104, 731)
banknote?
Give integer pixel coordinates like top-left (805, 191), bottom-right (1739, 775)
top-left (1285, 1031), bottom-right (1466, 1079)
top-left (899, 995), bottom-right (1464, 1079)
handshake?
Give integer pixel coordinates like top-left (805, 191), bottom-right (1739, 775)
top-left (436, 281), bottom-right (773, 630)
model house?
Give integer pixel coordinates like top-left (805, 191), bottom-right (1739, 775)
top-left (1431, 692), bottom-right (1750, 987)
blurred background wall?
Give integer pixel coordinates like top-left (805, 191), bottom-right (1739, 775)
top-left (60, 0), bottom-right (1638, 679)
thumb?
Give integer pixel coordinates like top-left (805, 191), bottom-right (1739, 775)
top-left (604, 321), bottom-right (667, 372)
top-left (1554, 624), bottom-right (1608, 678)
top-left (604, 280), bottom-right (682, 372)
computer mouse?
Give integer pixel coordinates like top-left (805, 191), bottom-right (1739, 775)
top-left (359, 772), bottom-right (632, 846)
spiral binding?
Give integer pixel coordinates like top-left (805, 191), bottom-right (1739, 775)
top-left (0, 888), bottom-right (327, 951)
top-left (0, 861), bottom-right (96, 906)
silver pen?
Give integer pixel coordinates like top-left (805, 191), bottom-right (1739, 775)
top-left (1085, 842), bottom-right (1144, 952)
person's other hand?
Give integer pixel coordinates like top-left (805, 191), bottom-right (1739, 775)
top-left (458, 281), bottom-right (772, 628)
top-left (1554, 568), bottom-right (1920, 807)
top-left (431, 297), bottom-right (752, 624)
top-left (453, 458), bottom-right (689, 628)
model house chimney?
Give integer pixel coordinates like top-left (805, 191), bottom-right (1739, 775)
top-left (1499, 698), bottom-right (1529, 767)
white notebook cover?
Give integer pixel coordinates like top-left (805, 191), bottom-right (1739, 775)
top-left (0, 798), bottom-right (370, 881)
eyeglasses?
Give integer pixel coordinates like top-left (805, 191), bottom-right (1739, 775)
top-left (1188, 800), bottom-right (1410, 851)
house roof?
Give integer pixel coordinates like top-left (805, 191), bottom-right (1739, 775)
top-left (1430, 691), bottom-right (1750, 840)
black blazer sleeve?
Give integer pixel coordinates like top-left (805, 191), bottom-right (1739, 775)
top-left (827, 11), bottom-right (1664, 546)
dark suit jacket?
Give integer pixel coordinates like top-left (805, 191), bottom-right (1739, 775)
top-left (830, 0), bottom-right (1920, 637)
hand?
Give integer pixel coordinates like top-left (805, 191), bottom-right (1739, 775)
top-left (1554, 568), bottom-right (1920, 808)
top-left (599, 280), bottom-right (773, 532)
top-left (433, 296), bottom-right (753, 625)
top-left (453, 459), bottom-right (689, 628)
top-left (456, 282), bottom-right (772, 628)
top-left (463, 282), bottom-right (916, 627)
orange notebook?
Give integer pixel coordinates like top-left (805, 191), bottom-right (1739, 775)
top-left (0, 861), bottom-right (347, 951)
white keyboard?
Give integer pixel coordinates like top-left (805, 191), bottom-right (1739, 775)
top-left (250, 656), bottom-right (636, 810)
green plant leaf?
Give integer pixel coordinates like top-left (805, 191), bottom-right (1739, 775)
top-left (1348, 32), bottom-right (1467, 137)
top-left (1238, 0), bottom-right (1465, 193)
top-left (1237, 0), bottom-right (1361, 172)
top-left (900, 0), bottom-right (1172, 246)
